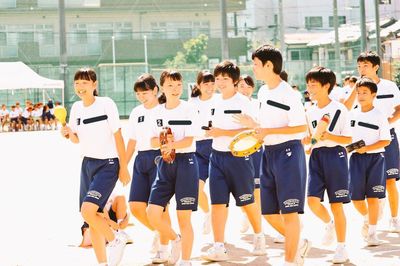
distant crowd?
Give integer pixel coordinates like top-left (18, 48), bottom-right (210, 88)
top-left (0, 98), bottom-right (62, 132)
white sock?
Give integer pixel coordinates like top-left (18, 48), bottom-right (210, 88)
top-left (337, 242), bottom-right (345, 249)
top-left (160, 244), bottom-right (168, 252)
top-left (363, 215), bottom-right (369, 223)
top-left (98, 263), bottom-right (107, 266)
top-left (368, 225), bottom-right (377, 235)
top-left (254, 232), bottom-right (264, 237)
top-left (392, 216), bottom-right (398, 222)
top-left (180, 260), bottom-right (191, 264)
top-left (214, 242), bottom-right (225, 248)
top-left (284, 262), bottom-right (296, 266)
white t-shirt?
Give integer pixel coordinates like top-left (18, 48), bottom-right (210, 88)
top-left (211, 92), bottom-right (255, 151)
top-left (9, 110), bottom-right (19, 119)
top-left (69, 97), bottom-right (121, 159)
top-left (16, 107), bottom-right (23, 115)
top-left (329, 86), bottom-right (346, 102)
top-left (188, 94), bottom-right (219, 141)
top-left (126, 104), bottom-right (159, 152)
top-left (374, 79), bottom-right (400, 129)
top-left (349, 107), bottom-right (391, 153)
top-left (258, 81), bottom-right (307, 145)
top-left (22, 110), bottom-right (31, 119)
top-left (306, 101), bottom-right (351, 148)
top-left (0, 109), bottom-right (9, 117)
top-left (151, 100), bottom-right (200, 153)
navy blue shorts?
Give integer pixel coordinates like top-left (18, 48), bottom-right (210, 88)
top-left (308, 146), bottom-right (350, 203)
top-left (79, 157), bottom-right (119, 212)
top-left (195, 139), bottom-right (212, 182)
top-left (384, 128), bottom-right (399, 180)
top-left (149, 153), bottom-right (199, 211)
top-left (209, 150), bottom-right (255, 207)
top-left (250, 147), bottom-right (263, 189)
top-left (260, 140), bottom-right (306, 215)
top-left (350, 152), bottom-right (386, 200)
top-left (129, 150), bottom-right (161, 203)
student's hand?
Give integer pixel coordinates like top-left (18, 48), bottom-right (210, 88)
top-left (302, 135), bottom-right (311, 145)
top-left (60, 126), bottom-right (71, 138)
top-left (109, 219), bottom-right (119, 231)
top-left (233, 114), bottom-right (257, 128)
top-left (118, 166), bottom-right (131, 186)
top-left (205, 127), bottom-right (222, 138)
top-left (254, 128), bottom-right (268, 141)
top-left (355, 146), bottom-right (368, 154)
top-left (320, 131), bottom-right (332, 141)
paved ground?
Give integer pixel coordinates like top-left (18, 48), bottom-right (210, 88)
top-left (0, 129), bottom-right (399, 266)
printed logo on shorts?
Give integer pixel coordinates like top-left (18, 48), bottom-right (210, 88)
top-left (338, 151), bottom-right (345, 158)
top-left (87, 190), bottom-right (102, 200)
top-left (372, 185), bottom-right (385, 193)
top-left (283, 199), bottom-right (300, 208)
top-left (239, 194), bottom-right (253, 202)
top-left (334, 189), bottom-right (349, 198)
top-left (156, 119), bottom-right (163, 127)
top-left (285, 148), bottom-right (292, 157)
top-left (386, 168), bottom-right (399, 176)
top-left (188, 158), bottom-right (194, 164)
top-left (180, 197), bottom-right (196, 205)
top-left (108, 158), bottom-right (114, 165)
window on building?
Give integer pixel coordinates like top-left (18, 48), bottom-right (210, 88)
top-left (305, 16), bottom-right (323, 29)
top-left (38, 0), bottom-right (57, 7)
top-left (114, 22), bottom-right (132, 40)
top-left (151, 21), bottom-right (209, 40)
top-left (0, 0), bottom-right (16, 8)
top-left (379, 0), bottom-right (391, 4)
top-left (291, 51), bottom-right (300, 61)
top-left (328, 51), bottom-right (335, 60)
top-left (0, 32), bottom-right (6, 46)
top-left (35, 25), bottom-right (54, 45)
top-left (328, 16), bottom-right (346, 27)
top-left (71, 24), bottom-right (88, 44)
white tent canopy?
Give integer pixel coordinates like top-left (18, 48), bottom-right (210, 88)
top-left (0, 61), bottom-right (64, 105)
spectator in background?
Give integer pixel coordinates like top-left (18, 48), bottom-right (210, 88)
top-left (280, 70), bottom-right (288, 82)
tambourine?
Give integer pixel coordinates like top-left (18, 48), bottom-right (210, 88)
top-left (229, 129), bottom-right (263, 157)
top-left (159, 127), bottom-right (175, 164)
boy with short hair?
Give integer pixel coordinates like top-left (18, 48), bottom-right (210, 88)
top-left (349, 77), bottom-right (391, 245)
top-left (202, 60), bottom-right (265, 262)
top-left (237, 45), bottom-right (310, 266)
top-left (305, 66), bottom-right (352, 263)
top-left (354, 51), bottom-right (400, 232)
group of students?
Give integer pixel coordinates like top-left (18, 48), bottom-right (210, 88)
top-left (61, 46), bottom-right (400, 266)
top-left (0, 99), bottom-right (61, 132)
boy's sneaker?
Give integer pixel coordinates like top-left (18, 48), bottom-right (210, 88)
top-left (168, 235), bottom-right (182, 264)
top-left (321, 221), bottom-right (335, 246)
top-left (389, 217), bottom-right (400, 233)
top-left (240, 213), bottom-right (250, 233)
top-left (203, 213), bottom-right (211, 235)
top-left (202, 245), bottom-right (229, 262)
top-left (152, 250), bottom-right (169, 264)
top-left (108, 231), bottom-right (129, 266)
top-left (252, 234), bottom-right (267, 256)
top-left (273, 233), bottom-right (285, 244)
top-left (361, 220), bottom-right (369, 239)
top-left (366, 233), bottom-right (381, 246)
top-left (150, 232), bottom-right (160, 253)
top-left (332, 245), bottom-right (349, 264)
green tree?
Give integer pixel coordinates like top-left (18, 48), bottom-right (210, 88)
top-left (165, 34), bottom-right (208, 68)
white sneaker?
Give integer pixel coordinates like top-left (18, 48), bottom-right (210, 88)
top-left (152, 250), bottom-right (169, 264)
top-left (321, 221), bottom-right (335, 246)
top-left (240, 213), bottom-right (250, 233)
top-left (151, 232), bottom-right (160, 253)
top-left (168, 235), bottom-right (182, 264)
top-left (273, 233), bottom-right (285, 243)
top-left (389, 217), bottom-right (400, 233)
top-left (332, 245), bottom-right (349, 264)
top-left (202, 213), bottom-right (211, 235)
top-left (378, 199), bottom-right (385, 221)
top-left (295, 238), bottom-right (312, 265)
top-left (366, 232), bottom-right (381, 246)
top-left (108, 231), bottom-right (128, 266)
top-left (202, 245), bottom-right (229, 262)
top-left (361, 220), bottom-right (369, 239)
top-left (252, 234), bottom-right (267, 256)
